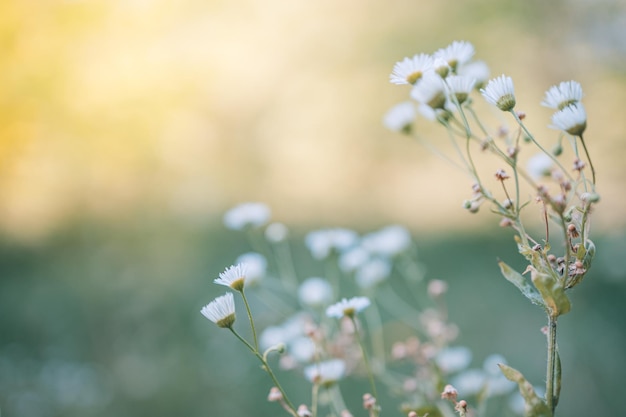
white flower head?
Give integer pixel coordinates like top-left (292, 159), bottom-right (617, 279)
top-left (223, 202), bottom-right (270, 230)
top-left (434, 40), bottom-right (475, 71)
top-left (355, 258), bottom-right (392, 289)
top-left (265, 222), bottom-right (289, 242)
top-left (435, 346), bottom-right (473, 374)
top-left (481, 75), bottom-right (516, 111)
top-left (541, 80), bottom-right (583, 110)
top-left (338, 246), bottom-right (370, 273)
top-left (304, 359), bottom-right (346, 387)
top-left (326, 296), bottom-right (371, 318)
top-left (201, 293), bottom-right (236, 328)
top-left (289, 336), bottom-right (316, 363)
top-left (383, 101), bottom-right (416, 133)
top-left (214, 263), bottom-right (247, 291)
top-left (235, 253), bottom-right (267, 285)
top-left (298, 277), bottom-right (333, 307)
top-left (361, 225), bottom-right (412, 257)
top-left (411, 73), bottom-right (447, 110)
top-left (390, 53), bottom-right (434, 85)
top-left (451, 369), bottom-right (487, 397)
top-left (550, 103), bottom-right (587, 136)
top-left (446, 75), bottom-right (476, 105)
top-left (526, 153), bottom-right (553, 180)
top-left (458, 60), bottom-right (490, 88)
top-left (305, 228), bottom-right (358, 260)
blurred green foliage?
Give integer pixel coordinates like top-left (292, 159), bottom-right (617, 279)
top-left (1, 220), bottom-right (625, 416)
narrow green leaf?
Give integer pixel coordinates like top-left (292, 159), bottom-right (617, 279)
top-left (554, 350), bottom-right (561, 407)
top-left (498, 261), bottom-right (545, 307)
top-left (531, 269), bottom-right (571, 317)
top-left (498, 363), bottom-right (552, 417)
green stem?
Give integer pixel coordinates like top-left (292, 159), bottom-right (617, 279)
top-left (546, 316), bottom-right (558, 415)
top-left (229, 327), bottom-right (299, 417)
top-left (578, 134), bottom-right (596, 186)
top-left (350, 316), bottom-right (379, 407)
top-left (239, 290), bottom-right (259, 351)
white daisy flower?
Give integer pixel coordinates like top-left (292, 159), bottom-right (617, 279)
top-left (326, 296), bottom-right (371, 318)
top-left (214, 263), bottom-right (247, 291)
top-left (446, 75), bottom-right (476, 105)
top-left (451, 369), bottom-right (487, 397)
top-left (289, 336), bottom-right (316, 363)
top-left (434, 40), bottom-right (475, 71)
top-left (481, 75), bottom-right (516, 111)
top-left (305, 228), bottom-right (358, 260)
top-left (304, 359), bottom-right (346, 386)
top-left (235, 253), bottom-right (267, 285)
top-left (223, 202), bottom-right (271, 230)
top-left (298, 277), bottom-right (333, 307)
top-left (265, 222), bottom-right (289, 242)
top-left (383, 101), bottom-right (416, 133)
top-left (411, 73), bottom-right (447, 110)
top-left (355, 258), bottom-right (392, 289)
top-left (201, 293), bottom-right (236, 328)
top-left (550, 103), bottom-right (587, 136)
top-left (541, 80), bottom-right (583, 110)
top-left (526, 153), bottom-right (553, 180)
top-left (361, 225), bottom-right (412, 257)
top-left (458, 60), bottom-right (490, 88)
top-left (338, 246), bottom-right (370, 273)
top-left (436, 346), bottom-right (473, 374)
top-left (390, 53), bottom-right (434, 85)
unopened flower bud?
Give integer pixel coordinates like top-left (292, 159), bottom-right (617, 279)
top-left (573, 158), bottom-right (586, 171)
top-left (516, 111), bottom-right (526, 120)
top-left (502, 198), bottom-right (514, 209)
top-left (341, 410), bottom-right (354, 417)
top-left (552, 143), bottom-right (563, 156)
top-left (297, 404), bottom-right (312, 417)
top-left (495, 169), bottom-right (510, 181)
top-left (428, 279), bottom-right (448, 298)
top-left (533, 244), bottom-right (542, 251)
top-left (581, 192), bottom-right (600, 203)
top-left (362, 393), bottom-right (377, 410)
top-left (567, 224), bottom-right (579, 238)
top-left (441, 384), bottom-right (458, 401)
top-left (408, 412), bottom-right (418, 417)
top-left (499, 218), bottom-right (513, 227)
top-left (268, 387), bottom-right (283, 402)
top-left (455, 400), bottom-right (468, 416)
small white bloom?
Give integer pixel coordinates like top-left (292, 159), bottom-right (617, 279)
top-left (436, 346), bottom-right (473, 374)
top-left (451, 369), bottom-right (487, 396)
top-left (434, 40), bottom-right (475, 71)
top-left (383, 101), bottom-right (416, 132)
top-left (201, 293), bottom-right (236, 328)
top-left (526, 153), bottom-right (553, 180)
top-left (260, 313), bottom-right (310, 350)
top-left (260, 326), bottom-right (287, 350)
top-left (298, 277), bottom-right (333, 307)
top-left (550, 103), bottom-right (587, 136)
top-left (326, 296), bottom-right (371, 318)
top-left (446, 75), bottom-right (476, 105)
top-left (411, 73), bottom-right (447, 110)
top-left (541, 80), bottom-right (583, 110)
top-left (235, 253), bottom-right (267, 285)
top-left (223, 202), bottom-right (270, 230)
top-left (214, 263), bottom-right (247, 291)
top-left (390, 53), bottom-right (434, 85)
top-left (265, 222), bottom-right (289, 242)
top-left (304, 359), bottom-right (346, 386)
top-left (355, 258), bottom-right (392, 289)
top-left (289, 336), bottom-right (316, 362)
top-left (481, 75), bottom-right (516, 111)
top-left (361, 225), bottom-right (412, 257)
top-left (458, 60), bottom-right (490, 88)
top-left (339, 246), bottom-right (370, 273)
top-left (305, 228), bottom-right (358, 260)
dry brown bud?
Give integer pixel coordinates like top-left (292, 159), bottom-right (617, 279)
top-left (516, 111), bottom-right (526, 120)
top-left (362, 393), bottom-right (377, 410)
top-left (499, 218), bottom-right (513, 228)
top-left (573, 158), bottom-right (586, 171)
top-left (567, 224), bottom-right (579, 238)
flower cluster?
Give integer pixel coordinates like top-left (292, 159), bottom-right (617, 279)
top-left (386, 40), bottom-right (599, 417)
top-left (201, 201), bottom-right (523, 417)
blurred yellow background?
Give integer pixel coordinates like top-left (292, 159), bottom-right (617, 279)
top-left (1, 0), bottom-right (625, 243)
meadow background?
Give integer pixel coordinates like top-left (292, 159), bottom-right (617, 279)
top-left (1, 0), bottom-right (625, 416)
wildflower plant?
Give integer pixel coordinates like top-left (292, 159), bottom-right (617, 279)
top-left (386, 41), bottom-right (599, 416)
top-left (200, 41), bottom-right (598, 417)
